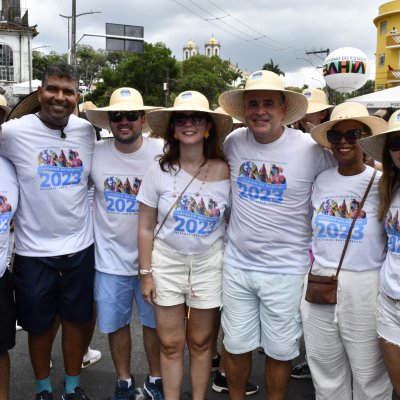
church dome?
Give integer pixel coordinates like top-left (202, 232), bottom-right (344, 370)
top-left (184, 40), bottom-right (197, 49)
top-left (207, 36), bottom-right (219, 45)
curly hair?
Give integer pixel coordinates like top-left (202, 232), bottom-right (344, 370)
top-left (379, 132), bottom-right (400, 220)
top-left (159, 112), bottom-right (224, 173)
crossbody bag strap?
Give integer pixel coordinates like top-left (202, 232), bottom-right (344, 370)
top-left (154, 161), bottom-right (206, 239)
top-left (334, 168), bottom-right (377, 277)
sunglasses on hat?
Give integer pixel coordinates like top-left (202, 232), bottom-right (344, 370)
top-left (172, 113), bottom-right (207, 127)
top-left (388, 135), bottom-right (400, 152)
top-left (327, 129), bottom-right (362, 145)
top-left (109, 111), bottom-right (141, 123)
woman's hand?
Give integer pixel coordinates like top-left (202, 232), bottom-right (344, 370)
top-left (141, 274), bottom-right (157, 305)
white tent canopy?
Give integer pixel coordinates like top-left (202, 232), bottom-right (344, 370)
top-left (12, 79), bottom-right (41, 96)
top-left (347, 86), bottom-right (400, 109)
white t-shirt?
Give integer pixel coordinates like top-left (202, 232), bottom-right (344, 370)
top-left (90, 136), bottom-right (164, 276)
top-left (311, 166), bottom-right (385, 272)
top-left (0, 114), bottom-right (95, 256)
top-left (0, 156), bottom-right (18, 277)
top-left (380, 188), bottom-right (400, 299)
top-left (138, 162), bottom-right (230, 254)
top-left (223, 126), bottom-right (336, 274)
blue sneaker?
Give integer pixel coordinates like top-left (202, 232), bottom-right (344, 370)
top-left (143, 376), bottom-right (164, 400)
top-left (61, 386), bottom-right (93, 399)
top-left (35, 390), bottom-right (53, 400)
top-left (111, 378), bottom-right (135, 400)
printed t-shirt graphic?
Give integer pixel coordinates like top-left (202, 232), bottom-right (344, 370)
top-left (315, 197), bottom-right (367, 242)
top-left (0, 195), bottom-right (12, 233)
top-left (103, 176), bottom-right (141, 214)
top-left (37, 148), bottom-right (84, 190)
top-left (385, 207), bottom-right (400, 254)
top-left (237, 161), bottom-right (286, 204)
top-left (173, 194), bottom-right (222, 237)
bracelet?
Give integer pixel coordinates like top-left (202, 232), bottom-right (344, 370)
top-left (139, 268), bottom-right (153, 275)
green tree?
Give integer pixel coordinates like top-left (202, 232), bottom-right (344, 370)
top-left (175, 55), bottom-right (242, 108)
top-left (75, 45), bottom-right (107, 88)
top-left (262, 58), bottom-right (285, 76)
top-left (32, 51), bottom-right (66, 80)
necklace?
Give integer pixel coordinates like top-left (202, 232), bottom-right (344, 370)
top-left (172, 161), bottom-right (208, 198)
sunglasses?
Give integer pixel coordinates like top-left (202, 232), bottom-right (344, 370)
top-left (388, 135), bottom-right (400, 152)
top-left (172, 113), bottom-right (207, 127)
top-left (109, 111), bottom-right (141, 123)
top-left (327, 129), bottom-right (362, 144)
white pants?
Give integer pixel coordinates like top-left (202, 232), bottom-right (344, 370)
top-left (301, 266), bottom-right (392, 400)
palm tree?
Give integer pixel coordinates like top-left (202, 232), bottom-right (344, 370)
top-left (262, 59), bottom-right (285, 76)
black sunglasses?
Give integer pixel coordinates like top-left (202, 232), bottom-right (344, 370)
top-left (327, 129), bottom-right (362, 144)
top-left (172, 113), bottom-right (207, 127)
top-left (109, 111), bottom-right (141, 123)
top-left (388, 135), bottom-right (400, 152)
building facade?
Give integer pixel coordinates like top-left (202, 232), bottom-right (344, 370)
top-left (183, 35), bottom-right (220, 60)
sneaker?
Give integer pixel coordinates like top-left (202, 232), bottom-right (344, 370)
top-left (291, 360), bottom-right (311, 379)
top-left (212, 371), bottom-right (259, 396)
top-left (111, 378), bottom-right (135, 400)
top-left (211, 353), bottom-right (221, 372)
top-left (35, 390), bottom-right (53, 400)
top-left (62, 387), bottom-right (93, 400)
top-left (143, 376), bottom-right (164, 400)
top-left (81, 347), bottom-right (102, 369)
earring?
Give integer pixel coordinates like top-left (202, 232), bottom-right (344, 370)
top-left (204, 130), bottom-right (209, 139)
top-left (173, 133), bottom-right (178, 140)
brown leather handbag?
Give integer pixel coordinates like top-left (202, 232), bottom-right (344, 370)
top-left (305, 170), bottom-right (377, 305)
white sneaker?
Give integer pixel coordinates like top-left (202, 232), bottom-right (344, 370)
top-left (16, 322), bottom-right (22, 331)
top-left (81, 347), bottom-right (102, 369)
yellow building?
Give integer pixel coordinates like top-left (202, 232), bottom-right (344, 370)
top-left (374, 0), bottom-right (400, 89)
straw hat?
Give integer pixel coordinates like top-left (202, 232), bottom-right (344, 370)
top-left (79, 100), bottom-right (97, 113)
top-left (6, 90), bottom-right (79, 121)
top-left (0, 94), bottom-right (11, 120)
top-left (214, 106), bottom-right (241, 124)
top-left (218, 70), bottom-right (308, 125)
top-left (86, 87), bottom-right (160, 131)
top-left (147, 90), bottom-right (233, 138)
top-left (310, 102), bottom-right (388, 149)
top-left (358, 109), bottom-right (400, 162)
top-left (302, 88), bottom-right (333, 114)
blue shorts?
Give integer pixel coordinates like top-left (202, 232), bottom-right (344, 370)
top-left (222, 263), bottom-right (304, 361)
top-left (0, 269), bottom-right (16, 351)
top-left (12, 245), bottom-right (95, 334)
top-left (94, 271), bottom-right (156, 333)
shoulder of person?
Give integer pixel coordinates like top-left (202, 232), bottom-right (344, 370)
top-left (207, 159), bottom-right (230, 180)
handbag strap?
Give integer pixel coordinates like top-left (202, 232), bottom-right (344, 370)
top-left (334, 168), bottom-right (377, 277)
top-left (154, 161), bottom-right (206, 239)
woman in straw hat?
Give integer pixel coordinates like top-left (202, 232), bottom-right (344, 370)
top-left (137, 90), bottom-right (232, 400)
top-left (359, 110), bottom-right (400, 397)
top-left (300, 102), bottom-right (392, 399)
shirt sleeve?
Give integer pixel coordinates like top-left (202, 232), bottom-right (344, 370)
top-left (137, 163), bottom-right (161, 208)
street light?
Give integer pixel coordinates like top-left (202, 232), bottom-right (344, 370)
top-left (59, 10), bottom-right (101, 52)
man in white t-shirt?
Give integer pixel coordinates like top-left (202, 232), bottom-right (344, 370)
top-left (218, 70), bottom-right (335, 400)
top-left (0, 62), bottom-right (96, 400)
top-left (86, 88), bottom-right (164, 400)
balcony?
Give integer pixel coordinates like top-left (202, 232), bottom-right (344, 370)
top-left (386, 34), bottom-right (400, 48)
top-left (387, 69), bottom-right (400, 83)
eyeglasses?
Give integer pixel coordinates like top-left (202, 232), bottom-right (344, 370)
top-left (327, 129), bottom-right (362, 144)
top-left (172, 113), bottom-right (207, 127)
top-left (388, 135), bottom-right (400, 152)
top-left (109, 111), bottom-right (141, 123)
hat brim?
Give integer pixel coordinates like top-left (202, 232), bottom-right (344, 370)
top-left (146, 106), bottom-right (233, 138)
top-left (306, 103), bottom-right (334, 115)
top-left (7, 90), bottom-right (79, 121)
top-left (86, 104), bottom-right (161, 132)
top-left (218, 88), bottom-right (308, 126)
top-left (310, 116), bottom-right (388, 149)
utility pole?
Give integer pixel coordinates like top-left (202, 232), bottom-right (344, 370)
top-left (305, 49), bottom-right (330, 62)
top-left (71, 0), bottom-right (76, 66)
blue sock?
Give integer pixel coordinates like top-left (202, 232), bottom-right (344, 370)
top-left (65, 374), bottom-right (80, 394)
top-left (36, 377), bottom-right (52, 394)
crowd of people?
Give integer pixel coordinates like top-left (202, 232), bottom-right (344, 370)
top-left (0, 61), bottom-right (399, 400)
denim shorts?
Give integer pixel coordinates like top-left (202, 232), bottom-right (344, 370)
top-left (222, 263), bottom-right (304, 360)
top-left (377, 291), bottom-right (400, 346)
top-left (94, 271), bottom-right (156, 333)
top-left (151, 238), bottom-right (224, 309)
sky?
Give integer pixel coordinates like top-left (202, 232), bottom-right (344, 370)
top-left (24, 0), bottom-right (386, 89)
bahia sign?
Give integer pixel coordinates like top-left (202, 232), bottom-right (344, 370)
top-left (323, 47), bottom-right (369, 93)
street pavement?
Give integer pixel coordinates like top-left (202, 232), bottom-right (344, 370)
top-left (9, 312), bottom-right (397, 400)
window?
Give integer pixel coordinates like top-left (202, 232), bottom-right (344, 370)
top-left (379, 53), bottom-right (385, 67)
top-left (0, 44), bottom-right (13, 81)
top-left (207, 48), bottom-right (211, 56)
top-left (380, 20), bottom-right (387, 35)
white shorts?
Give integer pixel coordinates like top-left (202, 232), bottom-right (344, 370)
top-left (377, 290), bottom-right (400, 346)
top-left (222, 263), bottom-right (304, 360)
top-left (151, 238), bottom-right (223, 309)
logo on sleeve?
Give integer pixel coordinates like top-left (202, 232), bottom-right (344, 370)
top-left (385, 209), bottom-right (400, 254)
top-left (237, 161), bottom-right (286, 204)
top-left (104, 176), bottom-right (141, 214)
top-left (37, 149), bottom-right (83, 190)
top-left (0, 195), bottom-right (12, 233)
